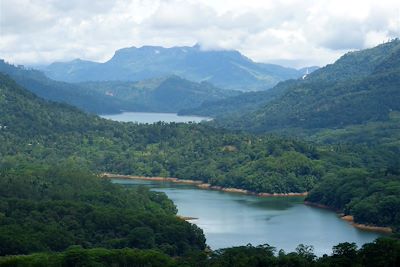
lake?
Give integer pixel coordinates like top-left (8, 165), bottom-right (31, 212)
top-left (112, 179), bottom-right (384, 256)
top-left (101, 112), bottom-right (212, 123)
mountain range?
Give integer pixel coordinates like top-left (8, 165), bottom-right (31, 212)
top-left (40, 45), bottom-right (317, 91)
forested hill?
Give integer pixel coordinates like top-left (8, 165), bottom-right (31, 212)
top-left (0, 73), bottom-right (208, 257)
top-left (178, 79), bottom-right (296, 118)
top-left (198, 40), bottom-right (400, 132)
top-left (1, 72), bottom-right (399, 233)
top-left (0, 60), bottom-right (128, 114)
top-left (1, 61), bottom-right (238, 115)
top-left (40, 45), bottom-right (315, 91)
top-left (0, 72), bottom-right (322, 194)
top-left (79, 76), bottom-right (240, 113)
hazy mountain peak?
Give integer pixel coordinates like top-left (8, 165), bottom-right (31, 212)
top-left (41, 45), bottom-right (313, 90)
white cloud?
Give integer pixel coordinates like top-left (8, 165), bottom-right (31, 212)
top-left (0, 0), bottom-right (399, 67)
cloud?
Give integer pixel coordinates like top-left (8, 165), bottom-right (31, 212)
top-left (1, 0), bottom-right (399, 67)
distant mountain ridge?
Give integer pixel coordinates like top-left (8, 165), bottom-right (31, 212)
top-left (41, 45), bottom-right (317, 91)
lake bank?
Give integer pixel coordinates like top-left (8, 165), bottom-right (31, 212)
top-left (304, 201), bottom-right (393, 234)
top-left (106, 174), bottom-right (392, 234)
top-left (102, 173), bottom-right (308, 197)
top-left (341, 215), bottom-right (393, 233)
top-left (112, 177), bottom-right (385, 255)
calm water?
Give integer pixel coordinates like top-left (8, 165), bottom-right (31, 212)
top-left (101, 112), bottom-right (212, 123)
top-left (113, 179), bottom-right (384, 255)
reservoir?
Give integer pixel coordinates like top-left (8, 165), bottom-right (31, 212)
top-left (113, 178), bottom-right (384, 256)
top-left (101, 112), bottom-right (212, 123)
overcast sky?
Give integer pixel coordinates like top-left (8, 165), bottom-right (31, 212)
top-left (1, 0), bottom-right (400, 68)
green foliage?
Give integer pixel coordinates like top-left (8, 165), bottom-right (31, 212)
top-left (213, 39), bottom-right (400, 132)
top-left (0, 73), bottom-right (323, 194)
top-left (1, 71), bottom-right (400, 230)
top-left (1, 238), bottom-right (400, 267)
top-left (0, 60), bottom-right (125, 114)
top-left (306, 168), bottom-right (400, 231)
top-left (0, 60), bottom-right (239, 115)
top-left (0, 166), bottom-right (206, 256)
top-left (178, 80), bottom-right (291, 117)
top-left (0, 247), bottom-right (177, 267)
top-left (80, 76), bottom-right (240, 113)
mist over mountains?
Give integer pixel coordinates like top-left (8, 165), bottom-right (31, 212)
top-left (40, 45), bottom-right (317, 91)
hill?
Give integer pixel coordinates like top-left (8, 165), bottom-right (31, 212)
top-left (213, 39), bottom-right (400, 133)
top-left (0, 72), bottom-right (325, 195)
top-left (79, 76), bottom-right (240, 113)
top-left (40, 45), bottom-right (315, 91)
top-left (0, 60), bottom-right (126, 114)
top-left (178, 79), bottom-right (297, 117)
top-left (1, 60), bottom-right (237, 114)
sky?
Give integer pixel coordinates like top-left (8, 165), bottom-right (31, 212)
top-left (1, 0), bottom-right (400, 68)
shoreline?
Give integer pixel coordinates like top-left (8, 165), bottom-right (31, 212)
top-left (177, 215), bottom-right (198, 221)
top-left (106, 174), bottom-right (393, 234)
top-left (341, 215), bottom-right (392, 234)
top-left (304, 201), bottom-right (340, 212)
top-left (102, 173), bottom-right (308, 198)
top-left (304, 201), bottom-right (393, 234)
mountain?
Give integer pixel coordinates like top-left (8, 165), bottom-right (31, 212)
top-left (0, 60), bottom-right (127, 114)
top-left (178, 79), bottom-right (296, 117)
top-left (212, 39), bottom-right (400, 133)
top-left (41, 45), bottom-right (315, 91)
top-left (79, 76), bottom-right (240, 113)
top-left (1, 60), bottom-right (238, 114)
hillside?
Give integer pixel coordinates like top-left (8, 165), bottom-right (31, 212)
top-left (0, 72), bottom-right (325, 194)
top-left (40, 45), bottom-right (315, 91)
top-left (1, 60), bottom-right (238, 114)
top-left (0, 60), bottom-right (127, 114)
top-left (79, 76), bottom-right (240, 113)
top-left (215, 39), bottom-right (400, 132)
top-left (179, 79), bottom-right (297, 117)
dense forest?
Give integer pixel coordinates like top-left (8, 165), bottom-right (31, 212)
top-left (1, 239), bottom-right (399, 266)
top-left (188, 40), bottom-right (400, 134)
top-left (0, 60), bottom-right (238, 115)
top-left (0, 60), bottom-right (125, 114)
top-left (1, 72), bottom-right (399, 233)
top-left (79, 76), bottom-right (239, 113)
top-left (0, 72), bottom-right (324, 194)
top-left (0, 166), bottom-right (205, 256)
